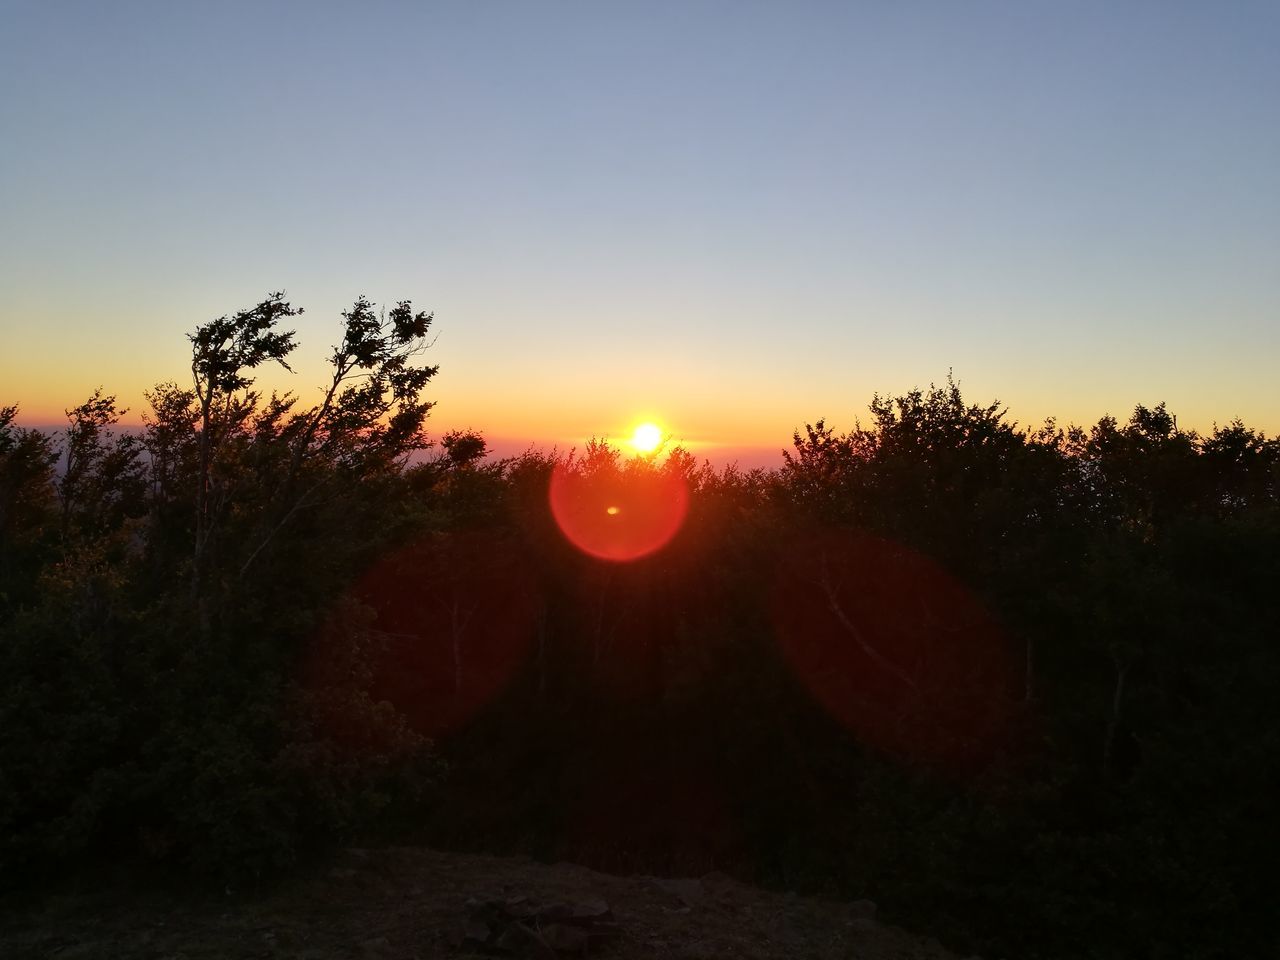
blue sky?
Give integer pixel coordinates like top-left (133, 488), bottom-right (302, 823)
top-left (2, 1), bottom-right (1277, 460)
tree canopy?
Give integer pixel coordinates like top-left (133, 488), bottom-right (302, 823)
top-left (1, 301), bottom-right (1277, 960)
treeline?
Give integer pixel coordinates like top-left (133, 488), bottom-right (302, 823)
top-left (2, 296), bottom-right (1278, 959)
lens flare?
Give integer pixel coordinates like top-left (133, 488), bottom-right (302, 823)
top-left (308, 529), bottom-right (538, 740)
top-left (549, 462), bottom-right (688, 561)
top-left (769, 530), bottom-right (1014, 774)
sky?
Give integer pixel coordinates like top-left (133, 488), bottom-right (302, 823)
top-left (2, 0), bottom-right (1277, 464)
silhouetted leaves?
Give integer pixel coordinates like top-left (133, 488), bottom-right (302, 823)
top-left (1, 333), bottom-right (1277, 960)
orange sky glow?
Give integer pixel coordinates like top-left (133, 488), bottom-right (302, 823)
top-left (2, 4), bottom-right (1277, 460)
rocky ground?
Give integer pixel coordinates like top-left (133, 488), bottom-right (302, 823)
top-left (0, 847), bottom-right (969, 959)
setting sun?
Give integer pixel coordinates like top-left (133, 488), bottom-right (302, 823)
top-left (630, 422), bottom-right (664, 454)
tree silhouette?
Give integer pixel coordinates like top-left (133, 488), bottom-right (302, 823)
top-left (188, 292), bottom-right (300, 594)
top-left (2, 339), bottom-right (1278, 960)
top-left (236, 296), bottom-right (438, 579)
top-left (0, 405), bottom-right (57, 609)
top-left (59, 389), bottom-right (145, 539)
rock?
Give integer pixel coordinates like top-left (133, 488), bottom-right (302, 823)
top-left (542, 922), bottom-right (590, 953)
top-left (540, 902), bottom-right (574, 921)
top-left (495, 926), bottom-right (528, 952)
top-left (569, 898), bottom-right (611, 920)
top-left (651, 877), bottom-right (706, 907)
top-left (585, 921), bottom-right (622, 941)
top-left (458, 893), bottom-right (619, 954)
top-left (504, 896), bottom-right (537, 920)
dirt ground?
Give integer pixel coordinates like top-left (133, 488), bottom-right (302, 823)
top-left (0, 846), bottom-right (969, 959)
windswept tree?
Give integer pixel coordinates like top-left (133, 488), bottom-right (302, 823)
top-left (237, 296), bottom-right (439, 578)
top-left (180, 291), bottom-right (442, 590)
top-left (188, 292), bottom-right (301, 590)
top-left (291, 296), bottom-right (437, 474)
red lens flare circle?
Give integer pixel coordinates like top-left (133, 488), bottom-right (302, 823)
top-left (770, 530), bottom-right (1014, 774)
top-left (549, 462), bottom-right (689, 562)
top-left (306, 529), bottom-right (538, 741)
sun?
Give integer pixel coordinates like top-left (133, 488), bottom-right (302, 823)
top-left (629, 421), bottom-right (664, 454)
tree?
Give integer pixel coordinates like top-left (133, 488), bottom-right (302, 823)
top-left (236, 296), bottom-right (438, 578)
top-left (140, 382), bottom-right (200, 534)
top-left (58, 389), bottom-right (145, 539)
top-left (442, 429), bottom-right (488, 469)
top-left (188, 292), bottom-right (300, 593)
top-left (1200, 419), bottom-right (1278, 514)
top-left (1079, 403), bottom-right (1202, 532)
top-left (0, 405), bottom-right (57, 611)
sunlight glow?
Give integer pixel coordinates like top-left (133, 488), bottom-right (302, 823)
top-left (630, 422), bottom-right (663, 454)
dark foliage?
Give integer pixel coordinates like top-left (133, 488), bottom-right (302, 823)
top-left (2, 315), bottom-right (1277, 959)
top-left (1, 295), bottom-right (442, 881)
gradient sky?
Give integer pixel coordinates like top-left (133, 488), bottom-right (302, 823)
top-left (2, 1), bottom-right (1277, 463)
